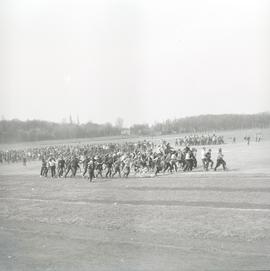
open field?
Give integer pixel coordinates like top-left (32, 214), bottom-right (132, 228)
top-left (0, 139), bottom-right (270, 270)
top-left (0, 127), bottom-right (269, 151)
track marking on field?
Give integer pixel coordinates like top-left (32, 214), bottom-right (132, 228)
top-left (1, 171), bottom-right (270, 179)
top-left (1, 226), bottom-right (270, 258)
top-left (1, 197), bottom-right (270, 211)
top-left (0, 225), bottom-right (194, 252)
top-left (123, 186), bottom-right (270, 193)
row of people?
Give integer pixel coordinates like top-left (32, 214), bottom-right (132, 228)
top-left (175, 134), bottom-right (225, 146)
top-left (0, 141), bottom-right (154, 164)
top-left (40, 144), bottom-right (227, 181)
top-left (0, 133), bottom-right (225, 165)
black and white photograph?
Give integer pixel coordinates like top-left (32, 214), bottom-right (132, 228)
top-left (0, 0), bottom-right (270, 270)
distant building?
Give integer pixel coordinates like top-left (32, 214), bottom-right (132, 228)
top-left (121, 128), bottom-right (131, 136)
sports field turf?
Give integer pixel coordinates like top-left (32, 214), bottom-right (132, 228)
top-left (0, 139), bottom-right (270, 270)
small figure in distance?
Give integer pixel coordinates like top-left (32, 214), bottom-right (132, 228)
top-left (214, 148), bottom-right (227, 171)
top-left (40, 157), bottom-right (47, 177)
top-left (57, 156), bottom-right (65, 178)
top-left (22, 155), bottom-right (27, 166)
top-left (88, 159), bottom-right (95, 182)
top-left (201, 147), bottom-right (207, 171)
top-left (205, 149), bottom-right (214, 170)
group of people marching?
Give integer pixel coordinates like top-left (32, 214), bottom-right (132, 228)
top-left (175, 134), bottom-right (224, 146)
top-left (39, 140), bottom-right (227, 182)
top-left (201, 147), bottom-right (226, 171)
top-left (0, 133), bottom-right (225, 165)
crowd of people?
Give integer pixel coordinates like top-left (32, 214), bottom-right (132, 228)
top-left (1, 134), bottom-right (225, 165)
top-left (175, 134), bottom-right (224, 146)
top-left (1, 130), bottom-right (266, 181)
top-left (0, 136), bottom-right (228, 181)
top-left (37, 141), bottom-right (227, 181)
top-left (0, 148), bottom-right (40, 164)
top-left (35, 140), bottom-right (227, 181)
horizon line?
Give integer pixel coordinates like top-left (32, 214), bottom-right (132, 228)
top-left (1, 111), bottom-right (269, 128)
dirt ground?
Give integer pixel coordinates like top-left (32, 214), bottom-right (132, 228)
top-left (0, 141), bottom-right (270, 270)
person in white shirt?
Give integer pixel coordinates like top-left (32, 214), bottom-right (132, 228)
top-left (201, 147), bottom-right (207, 170)
top-left (49, 157), bottom-right (56, 177)
top-left (214, 148), bottom-right (227, 171)
top-left (183, 149), bottom-right (193, 172)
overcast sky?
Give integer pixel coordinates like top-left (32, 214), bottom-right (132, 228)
top-left (0, 0), bottom-right (269, 126)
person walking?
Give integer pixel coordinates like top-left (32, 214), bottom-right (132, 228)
top-left (214, 148), bottom-right (227, 171)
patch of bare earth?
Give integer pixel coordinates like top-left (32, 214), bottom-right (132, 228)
top-left (0, 142), bottom-right (270, 270)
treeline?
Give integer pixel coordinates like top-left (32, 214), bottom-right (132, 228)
top-left (0, 120), bottom-right (121, 143)
top-left (0, 113), bottom-right (269, 143)
top-left (147, 113), bottom-right (270, 135)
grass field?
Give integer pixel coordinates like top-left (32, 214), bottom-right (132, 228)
top-left (0, 127), bottom-right (269, 150)
top-left (0, 135), bottom-right (270, 270)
